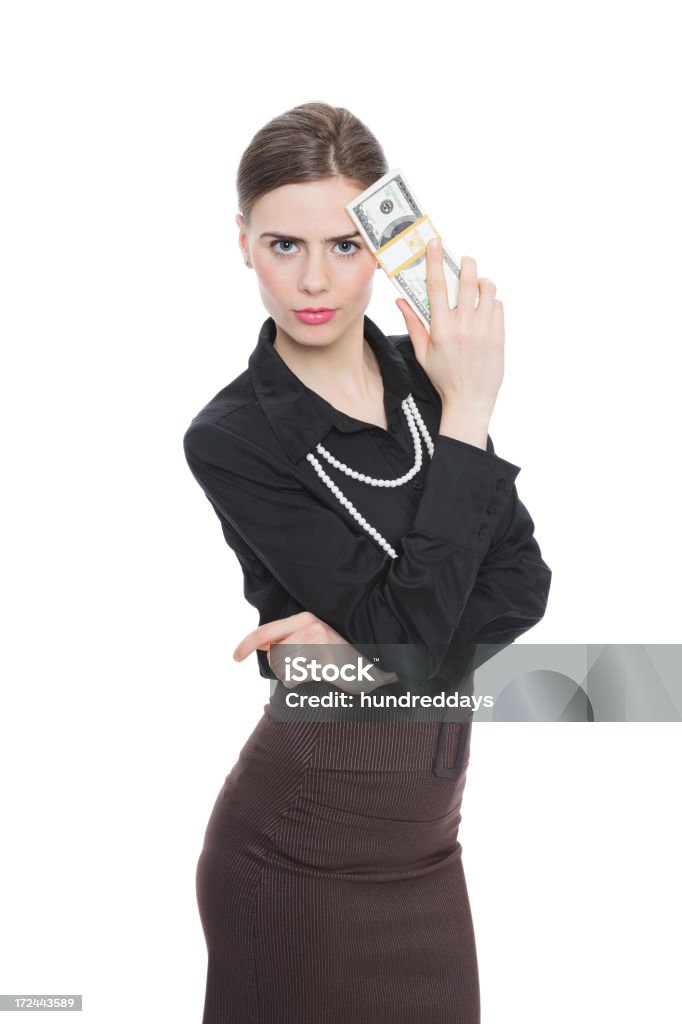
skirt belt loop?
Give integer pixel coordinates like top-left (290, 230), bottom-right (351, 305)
top-left (432, 719), bottom-right (471, 779)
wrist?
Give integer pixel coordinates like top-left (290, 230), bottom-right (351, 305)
top-left (439, 402), bottom-right (491, 450)
top-left (439, 392), bottom-right (493, 416)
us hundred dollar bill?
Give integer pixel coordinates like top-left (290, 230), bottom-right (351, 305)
top-left (345, 168), bottom-right (460, 328)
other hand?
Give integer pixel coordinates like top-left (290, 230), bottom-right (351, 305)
top-left (233, 611), bottom-right (349, 668)
top-left (232, 612), bottom-right (397, 693)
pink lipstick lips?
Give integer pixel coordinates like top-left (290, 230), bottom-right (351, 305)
top-left (294, 308), bottom-right (337, 325)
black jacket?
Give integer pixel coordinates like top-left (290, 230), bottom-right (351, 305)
top-left (183, 314), bottom-right (552, 703)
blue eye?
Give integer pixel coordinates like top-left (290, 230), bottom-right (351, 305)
top-left (271, 239), bottom-right (297, 256)
top-left (334, 240), bottom-right (361, 257)
top-left (269, 239), bottom-right (361, 258)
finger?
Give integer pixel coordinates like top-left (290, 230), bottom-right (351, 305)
top-left (456, 255), bottom-right (478, 315)
top-left (232, 629), bottom-right (269, 661)
top-left (491, 298), bottom-right (505, 342)
top-left (232, 612), bottom-right (314, 661)
top-left (475, 277), bottom-right (497, 317)
top-left (233, 623), bottom-right (286, 661)
top-left (424, 237), bottom-right (451, 327)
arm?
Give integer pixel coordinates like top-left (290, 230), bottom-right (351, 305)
top-left (451, 435), bottom-right (552, 671)
top-left (183, 415), bottom-right (548, 679)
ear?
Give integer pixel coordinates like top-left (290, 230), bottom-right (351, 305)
top-left (235, 213), bottom-right (250, 265)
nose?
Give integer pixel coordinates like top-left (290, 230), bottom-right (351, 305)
top-left (298, 249), bottom-right (331, 295)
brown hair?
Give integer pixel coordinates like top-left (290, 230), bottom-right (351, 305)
top-left (236, 101), bottom-right (388, 226)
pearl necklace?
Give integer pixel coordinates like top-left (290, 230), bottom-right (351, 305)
top-left (305, 394), bottom-right (435, 559)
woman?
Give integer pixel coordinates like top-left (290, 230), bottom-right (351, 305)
top-left (184, 101), bottom-right (552, 1024)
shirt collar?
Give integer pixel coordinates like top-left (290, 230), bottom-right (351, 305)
top-left (248, 314), bottom-right (433, 465)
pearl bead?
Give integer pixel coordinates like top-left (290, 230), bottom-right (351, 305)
top-left (306, 394), bottom-right (435, 560)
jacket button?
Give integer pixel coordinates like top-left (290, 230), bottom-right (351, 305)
top-left (496, 480), bottom-right (507, 495)
top-left (479, 526), bottom-right (489, 539)
top-left (487, 503), bottom-right (498, 515)
top-left (389, 420), bottom-right (398, 433)
top-left (412, 479), bottom-right (423, 490)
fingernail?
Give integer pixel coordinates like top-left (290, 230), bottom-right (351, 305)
top-left (428, 238), bottom-right (439, 253)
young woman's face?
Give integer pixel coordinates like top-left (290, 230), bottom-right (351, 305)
top-left (236, 176), bottom-right (379, 344)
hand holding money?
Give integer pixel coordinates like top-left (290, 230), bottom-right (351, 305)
top-left (396, 244), bottom-right (505, 417)
top-left (345, 167), bottom-right (504, 419)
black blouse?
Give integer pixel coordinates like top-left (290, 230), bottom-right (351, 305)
top-left (183, 314), bottom-right (552, 714)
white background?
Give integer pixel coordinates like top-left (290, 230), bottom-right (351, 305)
top-left (1, 1), bottom-right (680, 1021)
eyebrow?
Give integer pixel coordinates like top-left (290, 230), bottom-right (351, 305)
top-left (259, 231), bottom-right (363, 244)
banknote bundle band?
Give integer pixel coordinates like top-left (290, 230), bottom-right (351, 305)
top-left (374, 214), bottom-right (442, 278)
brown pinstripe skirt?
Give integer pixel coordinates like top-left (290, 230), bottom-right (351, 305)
top-left (196, 708), bottom-right (478, 1023)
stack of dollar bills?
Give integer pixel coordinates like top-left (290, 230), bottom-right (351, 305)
top-left (345, 168), bottom-right (461, 327)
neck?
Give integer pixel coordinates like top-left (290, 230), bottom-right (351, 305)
top-left (272, 315), bottom-right (381, 402)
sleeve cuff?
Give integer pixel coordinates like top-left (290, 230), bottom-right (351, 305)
top-left (410, 433), bottom-right (522, 555)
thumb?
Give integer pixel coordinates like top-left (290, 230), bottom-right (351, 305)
top-left (396, 297), bottom-right (415, 324)
top-left (395, 298), bottom-right (429, 366)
